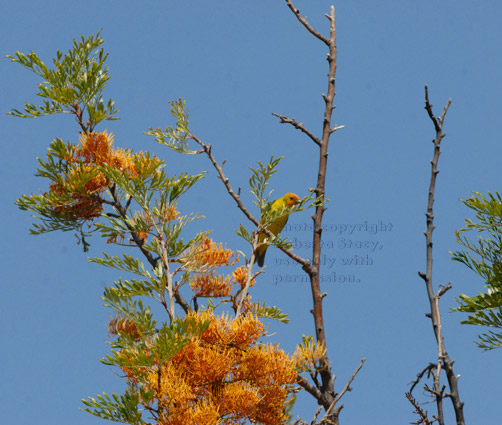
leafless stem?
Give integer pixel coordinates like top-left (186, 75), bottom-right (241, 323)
top-left (406, 392), bottom-right (434, 425)
top-left (413, 85), bottom-right (464, 425)
top-left (190, 134), bottom-right (259, 227)
top-left (272, 113), bottom-right (321, 146)
top-left (302, 2), bottom-right (337, 412)
top-left (409, 363), bottom-right (436, 394)
top-left (280, 2), bottom-right (350, 420)
top-left (284, 0), bottom-right (330, 45)
top-left (323, 359), bottom-right (365, 420)
top-left (297, 375), bottom-right (323, 400)
top-left (70, 101), bottom-right (93, 133)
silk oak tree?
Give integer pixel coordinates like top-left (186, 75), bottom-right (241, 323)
top-left (10, 23), bottom-right (328, 425)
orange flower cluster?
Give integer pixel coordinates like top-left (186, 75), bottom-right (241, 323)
top-left (293, 337), bottom-right (327, 373)
top-left (108, 314), bottom-right (141, 341)
top-left (191, 272), bottom-right (233, 297)
top-left (232, 266), bottom-right (256, 289)
top-left (189, 238), bottom-right (242, 298)
top-left (193, 238), bottom-right (238, 267)
top-left (48, 131), bottom-right (162, 221)
top-left (143, 312), bottom-right (297, 425)
top-left (49, 162), bottom-right (107, 219)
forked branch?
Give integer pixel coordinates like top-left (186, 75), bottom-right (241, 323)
top-left (410, 86), bottom-right (464, 425)
top-left (278, 3), bottom-right (363, 424)
top-left (284, 0), bottom-right (330, 45)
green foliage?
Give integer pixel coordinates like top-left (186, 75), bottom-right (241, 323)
top-left (146, 99), bottom-right (199, 154)
top-left (236, 224), bottom-right (253, 245)
top-left (92, 253), bottom-right (153, 278)
top-left (249, 156), bottom-right (284, 210)
top-left (102, 314), bottom-right (209, 369)
top-left (251, 301), bottom-right (289, 324)
top-left (82, 390), bottom-right (144, 424)
top-left (103, 290), bottom-right (157, 335)
top-left (243, 156), bottom-right (320, 255)
top-left (7, 31), bottom-right (118, 131)
top-left (101, 162), bottom-right (204, 210)
top-left (17, 191), bottom-right (87, 233)
top-left (15, 138), bottom-right (96, 241)
top-left (451, 191), bottom-right (502, 349)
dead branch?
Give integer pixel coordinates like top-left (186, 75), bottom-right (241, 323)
top-left (406, 392), bottom-right (435, 425)
top-left (412, 85), bottom-right (464, 425)
top-left (409, 363), bottom-right (436, 394)
top-left (272, 112), bottom-right (321, 146)
top-left (323, 359), bottom-right (366, 420)
top-left (284, 0), bottom-right (331, 45)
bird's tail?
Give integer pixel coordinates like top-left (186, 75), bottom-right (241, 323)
top-left (256, 246), bottom-right (267, 267)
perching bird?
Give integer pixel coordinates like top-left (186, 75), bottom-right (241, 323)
top-left (256, 192), bottom-right (300, 267)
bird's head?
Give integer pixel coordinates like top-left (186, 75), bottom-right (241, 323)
top-left (283, 193), bottom-right (300, 208)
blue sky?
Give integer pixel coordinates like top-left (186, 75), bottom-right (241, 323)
top-left (2, 1), bottom-right (502, 424)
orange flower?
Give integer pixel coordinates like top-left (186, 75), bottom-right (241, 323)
top-left (137, 312), bottom-right (296, 425)
top-left (108, 314), bottom-right (141, 340)
top-left (47, 131), bottom-right (164, 223)
top-left (232, 266), bottom-right (256, 289)
top-left (75, 131), bottom-right (115, 165)
top-left (193, 238), bottom-right (238, 267)
top-left (293, 336), bottom-right (327, 373)
top-left (191, 272), bottom-right (233, 297)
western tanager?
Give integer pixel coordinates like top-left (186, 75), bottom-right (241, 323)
top-left (256, 192), bottom-right (300, 267)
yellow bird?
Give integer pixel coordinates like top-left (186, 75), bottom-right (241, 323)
top-left (256, 192), bottom-right (300, 267)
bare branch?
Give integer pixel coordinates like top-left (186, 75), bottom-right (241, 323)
top-left (303, 4), bottom-right (338, 409)
top-left (424, 86), bottom-right (452, 133)
top-left (409, 363), bottom-right (436, 394)
top-left (324, 359), bottom-right (365, 419)
top-left (189, 133), bottom-right (260, 227)
top-left (71, 102), bottom-right (90, 133)
top-left (310, 407), bottom-right (324, 425)
top-left (284, 0), bottom-right (330, 45)
top-left (436, 282), bottom-right (452, 298)
top-left (297, 374), bottom-right (323, 400)
top-left (406, 392), bottom-right (434, 425)
top-left (277, 3), bottom-right (342, 416)
top-left (272, 112), bottom-right (321, 146)
top-left (412, 85), bottom-right (464, 425)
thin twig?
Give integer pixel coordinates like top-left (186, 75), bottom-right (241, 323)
top-left (302, 3), bottom-right (338, 411)
top-left (409, 363), bottom-right (436, 394)
top-left (406, 392), bottom-right (434, 425)
top-left (272, 112), bottom-right (321, 146)
top-left (323, 359), bottom-right (365, 419)
top-left (284, 0), bottom-right (331, 45)
top-left (280, 2), bottom-right (344, 418)
top-left (190, 134), bottom-right (259, 227)
top-left (414, 85), bottom-right (464, 425)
